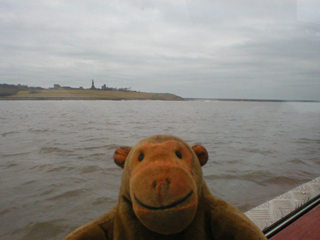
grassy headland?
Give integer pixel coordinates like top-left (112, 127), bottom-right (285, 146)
top-left (0, 88), bottom-right (184, 101)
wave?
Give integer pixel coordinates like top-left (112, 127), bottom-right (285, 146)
top-left (79, 165), bottom-right (105, 174)
top-left (92, 197), bottom-right (110, 206)
top-left (47, 189), bottom-right (88, 201)
top-left (46, 166), bottom-right (75, 173)
top-left (39, 147), bottom-right (75, 155)
top-left (295, 138), bottom-right (320, 144)
top-left (259, 176), bottom-right (303, 186)
top-left (22, 180), bottom-right (37, 186)
top-left (1, 162), bottom-right (19, 169)
top-left (205, 170), bottom-right (273, 182)
top-left (1, 131), bottom-right (21, 137)
top-left (0, 206), bottom-right (18, 217)
top-left (75, 146), bottom-right (106, 151)
top-left (10, 220), bottom-right (66, 240)
top-left (1, 152), bottom-right (30, 158)
top-left (290, 158), bottom-right (312, 166)
top-left (28, 128), bottom-right (54, 133)
top-left (80, 137), bottom-right (110, 142)
top-left (240, 147), bottom-right (276, 155)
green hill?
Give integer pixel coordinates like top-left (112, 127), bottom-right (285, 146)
top-left (0, 88), bottom-right (184, 101)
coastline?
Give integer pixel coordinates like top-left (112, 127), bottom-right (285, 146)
top-left (0, 89), bottom-right (184, 101)
top-left (1, 89), bottom-right (318, 102)
top-left (185, 98), bottom-right (320, 103)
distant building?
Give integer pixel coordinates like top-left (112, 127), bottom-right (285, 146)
top-left (91, 80), bottom-right (96, 89)
top-left (101, 84), bottom-right (116, 91)
top-left (52, 84), bottom-right (72, 89)
top-left (118, 87), bottom-right (131, 92)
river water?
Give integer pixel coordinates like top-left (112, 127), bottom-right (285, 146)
top-left (0, 100), bottom-right (319, 239)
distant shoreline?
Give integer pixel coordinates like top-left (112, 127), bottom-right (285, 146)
top-left (2, 97), bottom-right (319, 102)
top-left (0, 88), bottom-right (318, 102)
top-left (0, 89), bottom-right (184, 101)
top-left (185, 98), bottom-right (320, 103)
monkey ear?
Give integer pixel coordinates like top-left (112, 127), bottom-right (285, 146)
top-left (113, 146), bottom-right (132, 168)
top-left (192, 145), bottom-right (208, 167)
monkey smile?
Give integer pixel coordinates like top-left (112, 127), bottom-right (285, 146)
top-left (134, 190), bottom-right (194, 210)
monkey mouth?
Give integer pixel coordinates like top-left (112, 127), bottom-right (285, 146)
top-left (134, 190), bottom-right (194, 210)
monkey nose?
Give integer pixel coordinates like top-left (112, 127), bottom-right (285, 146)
top-left (153, 178), bottom-right (171, 188)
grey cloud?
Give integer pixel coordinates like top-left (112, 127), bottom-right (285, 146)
top-left (0, 0), bottom-right (319, 100)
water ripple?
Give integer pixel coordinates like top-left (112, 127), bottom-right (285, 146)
top-left (0, 101), bottom-right (319, 239)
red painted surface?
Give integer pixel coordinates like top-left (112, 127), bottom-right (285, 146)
top-left (270, 204), bottom-right (320, 240)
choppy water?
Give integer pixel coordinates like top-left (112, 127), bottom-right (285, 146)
top-left (0, 100), bottom-right (319, 239)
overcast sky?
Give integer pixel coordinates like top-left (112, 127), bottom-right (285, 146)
top-left (1, 0), bottom-right (319, 100)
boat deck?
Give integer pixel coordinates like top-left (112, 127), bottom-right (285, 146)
top-left (270, 204), bottom-right (320, 240)
top-left (245, 176), bottom-right (320, 239)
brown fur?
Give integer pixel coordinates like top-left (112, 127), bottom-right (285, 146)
top-left (64, 135), bottom-right (267, 240)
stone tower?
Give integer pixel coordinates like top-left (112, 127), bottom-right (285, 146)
top-left (91, 79), bottom-right (96, 89)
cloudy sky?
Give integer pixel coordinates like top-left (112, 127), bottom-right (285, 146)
top-left (1, 0), bottom-right (319, 100)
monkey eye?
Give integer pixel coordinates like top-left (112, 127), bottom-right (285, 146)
top-left (175, 151), bottom-right (182, 159)
top-left (138, 153), bottom-right (144, 161)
